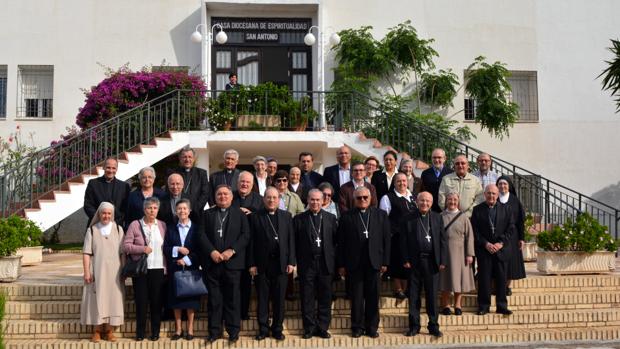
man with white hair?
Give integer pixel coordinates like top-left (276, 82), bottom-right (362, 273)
top-left (420, 148), bottom-right (453, 212)
top-left (438, 154), bottom-right (484, 217)
top-left (210, 149), bottom-right (241, 205)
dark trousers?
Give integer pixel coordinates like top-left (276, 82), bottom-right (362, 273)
top-left (477, 252), bottom-right (508, 311)
top-left (132, 268), bottom-right (165, 338)
top-left (299, 256), bottom-right (333, 332)
top-left (205, 265), bottom-right (241, 337)
top-left (255, 258), bottom-right (287, 335)
top-left (240, 269), bottom-right (252, 319)
top-left (349, 267), bottom-right (381, 334)
top-left (407, 257), bottom-right (439, 332)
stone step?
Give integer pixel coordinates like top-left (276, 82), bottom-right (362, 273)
top-left (4, 308), bottom-right (618, 339)
top-left (6, 291), bottom-right (620, 320)
top-left (4, 325), bottom-right (620, 348)
top-left (4, 274), bottom-right (620, 301)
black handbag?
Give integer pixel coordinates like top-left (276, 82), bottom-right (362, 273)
top-left (174, 268), bottom-right (208, 298)
top-left (121, 223), bottom-right (149, 278)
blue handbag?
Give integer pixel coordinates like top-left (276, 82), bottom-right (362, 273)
top-left (174, 268), bottom-right (208, 298)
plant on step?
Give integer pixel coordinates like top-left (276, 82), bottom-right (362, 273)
top-left (523, 212), bottom-right (536, 242)
top-left (0, 216), bottom-right (43, 257)
top-left (537, 212), bottom-right (618, 253)
top-left (598, 38), bottom-right (620, 113)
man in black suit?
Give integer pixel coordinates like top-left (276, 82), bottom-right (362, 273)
top-left (232, 171), bottom-right (264, 320)
top-left (338, 186), bottom-right (390, 338)
top-left (420, 148), bottom-right (453, 212)
top-left (210, 149), bottom-right (240, 205)
top-left (157, 173), bottom-right (190, 226)
top-left (339, 162), bottom-right (378, 213)
top-left (471, 184), bottom-right (514, 316)
top-left (293, 189), bottom-right (338, 339)
top-left (197, 185), bottom-right (251, 344)
top-left (322, 145), bottom-right (352, 202)
top-left (248, 187), bottom-right (296, 341)
top-left (299, 152), bottom-right (324, 189)
top-left (83, 157), bottom-right (130, 227)
top-left (400, 191), bottom-right (447, 338)
top-left (371, 150), bottom-right (398, 203)
top-left (169, 146), bottom-right (210, 212)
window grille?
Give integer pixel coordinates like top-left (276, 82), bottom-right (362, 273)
top-left (0, 65), bottom-right (6, 118)
top-left (17, 65), bottom-right (53, 118)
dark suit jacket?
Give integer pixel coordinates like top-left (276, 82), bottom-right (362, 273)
top-left (337, 207), bottom-right (391, 272)
top-left (371, 171), bottom-right (396, 205)
top-left (289, 183), bottom-right (308, 205)
top-left (157, 192), bottom-right (197, 226)
top-left (252, 173), bottom-right (271, 194)
top-left (399, 210), bottom-right (448, 269)
top-left (471, 202), bottom-right (514, 262)
top-left (248, 209), bottom-right (296, 274)
top-left (232, 191), bottom-right (264, 214)
top-left (197, 206), bottom-right (250, 270)
top-left (322, 164), bottom-right (350, 202)
top-left (300, 170), bottom-right (324, 189)
top-left (209, 169), bottom-right (240, 204)
top-left (169, 167), bottom-right (210, 212)
top-left (420, 166), bottom-right (453, 212)
top-left (83, 176), bottom-right (131, 226)
top-left (338, 181), bottom-right (378, 214)
top-left (293, 210), bottom-right (338, 275)
top-left (125, 187), bottom-right (165, 229)
top-left (163, 221), bottom-right (201, 273)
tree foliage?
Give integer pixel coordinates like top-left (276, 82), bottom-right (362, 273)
top-left (383, 20), bottom-right (438, 75)
top-left (419, 69), bottom-right (459, 110)
top-left (598, 38), bottom-right (620, 113)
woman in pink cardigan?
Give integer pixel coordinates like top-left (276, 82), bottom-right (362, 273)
top-left (123, 196), bottom-right (167, 342)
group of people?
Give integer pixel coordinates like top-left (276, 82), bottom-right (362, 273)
top-left (80, 145), bottom-right (526, 342)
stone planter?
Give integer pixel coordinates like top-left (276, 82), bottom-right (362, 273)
top-left (237, 115), bottom-right (281, 129)
top-left (522, 242), bottom-right (537, 261)
top-left (537, 251), bottom-right (616, 275)
top-left (16, 246), bottom-right (44, 266)
top-left (0, 255), bottom-right (23, 282)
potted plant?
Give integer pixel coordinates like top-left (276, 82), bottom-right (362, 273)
top-left (536, 213), bottom-right (618, 274)
top-left (0, 215), bottom-right (26, 282)
top-left (12, 215), bottom-right (44, 266)
top-left (522, 213), bottom-right (538, 261)
top-left (206, 94), bottom-right (236, 130)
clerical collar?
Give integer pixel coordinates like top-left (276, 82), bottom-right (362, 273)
top-left (105, 177), bottom-right (114, 183)
top-left (268, 210), bottom-right (276, 215)
top-left (220, 207), bottom-right (229, 212)
top-left (185, 168), bottom-right (191, 172)
top-left (226, 169), bottom-right (233, 174)
top-left (420, 212), bottom-right (429, 218)
top-left (487, 203), bottom-right (496, 209)
top-left (171, 194), bottom-right (181, 199)
top-left (312, 210), bottom-right (321, 216)
top-left (359, 209), bottom-right (367, 213)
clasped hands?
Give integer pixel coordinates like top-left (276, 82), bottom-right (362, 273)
top-left (403, 262), bottom-right (447, 271)
top-left (210, 249), bottom-right (235, 263)
top-left (249, 265), bottom-right (295, 277)
top-left (486, 242), bottom-right (503, 254)
top-left (176, 246), bottom-right (190, 266)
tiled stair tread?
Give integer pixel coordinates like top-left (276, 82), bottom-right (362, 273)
top-left (4, 308), bottom-right (619, 337)
top-left (5, 326), bottom-right (620, 348)
top-left (6, 292), bottom-right (620, 320)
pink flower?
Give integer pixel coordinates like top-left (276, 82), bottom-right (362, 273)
top-left (8, 136), bottom-right (13, 143)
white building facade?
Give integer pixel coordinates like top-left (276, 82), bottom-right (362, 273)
top-left (1, 0), bottom-right (619, 199)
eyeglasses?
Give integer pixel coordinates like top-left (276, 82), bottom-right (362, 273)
top-left (275, 178), bottom-right (288, 183)
top-left (355, 196), bottom-right (370, 201)
top-left (352, 169), bottom-right (365, 172)
top-left (323, 192), bottom-right (332, 197)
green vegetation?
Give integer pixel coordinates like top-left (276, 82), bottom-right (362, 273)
top-left (537, 213), bottom-right (618, 253)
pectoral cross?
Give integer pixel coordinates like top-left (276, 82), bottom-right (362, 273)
top-left (425, 234), bottom-right (431, 243)
top-left (218, 229), bottom-right (223, 238)
top-left (315, 237), bottom-right (322, 247)
top-left (363, 230), bottom-right (369, 239)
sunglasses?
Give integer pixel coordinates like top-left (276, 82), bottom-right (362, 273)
top-left (323, 192), bottom-right (332, 197)
top-left (355, 196), bottom-right (370, 201)
top-left (275, 178), bottom-right (288, 183)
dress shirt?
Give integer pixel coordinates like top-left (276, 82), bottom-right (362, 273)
top-left (172, 221), bottom-right (192, 266)
top-left (140, 219), bottom-right (164, 269)
top-left (473, 170), bottom-right (499, 190)
top-left (383, 170), bottom-right (397, 189)
top-left (256, 175), bottom-right (268, 196)
top-left (291, 182), bottom-right (300, 192)
top-left (338, 165), bottom-right (351, 187)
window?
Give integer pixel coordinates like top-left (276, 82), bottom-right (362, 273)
top-left (17, 65), bottom-right (53, 118)
top-left (464, 70), bottom-right (538, 122)
top-left (0, 65), bottom-right (6, 118)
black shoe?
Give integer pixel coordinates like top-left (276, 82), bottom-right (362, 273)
top-left (228, 334), bottom-right (239, 344)
top-left (429, 329), bottom-right (443, 338)
top-left (405, 329), bottom-right (419, 337)
top-left (366, 331), bottom-right (379, 338)
top-left (454, 308), bottom-right (462, 316)
top-left (314, 329), bottom-right (331, 339)
top-left (394, 291), bottom-right (407, 300)
top-left (272, 333), bottom-right (285, 341)
top-left (285, 293), bottom-right (297, 301)
top-left (441, 307), bottom-right (452, 315)
top-left (302, 331), bottom-right (313, 339)
top-left (185, 333), bottom-right (194, 341)
top-left (496, 308), bottom-right (513, 315)
top-left (149, 335), bottom-right (159, 341)
top-left (171, 333), bottom-right (183, 341)
top-left (241, 314), bottom-right (250, 321)
top-left (352, 330), bottom-right (364, 338)
top-left (477, 309), bottom-right (489, 315)
top-left (506, 287), bottom-right (513, 296)
top-left (255, 333), bottom-right (267, 341)
top-left (136, 336), bottom-right (144, 341)
top-left (206, 334), bottom-right (221, 343)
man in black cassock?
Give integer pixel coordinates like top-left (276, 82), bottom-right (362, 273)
top-left (168, 146), bottom-right (210, 212)
top-left (338, 186), bottom-right (390, 338)
top-left (471, 184), bottom-right (514, 316)
top-left (248, 187), bottom-right (295, 341)
top-left (197, 185), bottom-right (250, 344)
top-left (83, 157), bottom-right (130, 227)
top-left (233, 171), bottom-right (264, 320)
top-left (293, 189), bottom-right (338, 339)
top-left (210, 149), bottom-right (240, 205)
top-left (400, 191), bottom-right (447, 338)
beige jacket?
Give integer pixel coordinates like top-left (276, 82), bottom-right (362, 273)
top-left (438, 173), bottom-right (484, 217)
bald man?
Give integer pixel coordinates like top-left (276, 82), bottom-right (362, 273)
top-left (157, 173), bottom-right (190, 226)
top-left (323, 145), bottom-right (352, 202)
top-left (420, 148), bottom-right (453, 212)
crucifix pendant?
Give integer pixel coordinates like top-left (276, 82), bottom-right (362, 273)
top-left (274, 236), bottom-right (279, 241)
top-left (363, 230), bottom-right (369, 239)
top-left (425, 234), bottom-right (431, 243)
top-left (315, 237), bottom-right (322, 247)
top-left (218, 229), bottom-right (223, 238)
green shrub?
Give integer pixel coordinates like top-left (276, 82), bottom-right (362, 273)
top-left (0, 290), bottom-right (5, 349)
top-left (537, 213), bottom-right (618, 253)
top-left (0, 215), bottom-right (43, 256)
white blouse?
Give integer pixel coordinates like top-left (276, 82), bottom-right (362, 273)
top-left (140, 219), bottom-right (164, 269)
